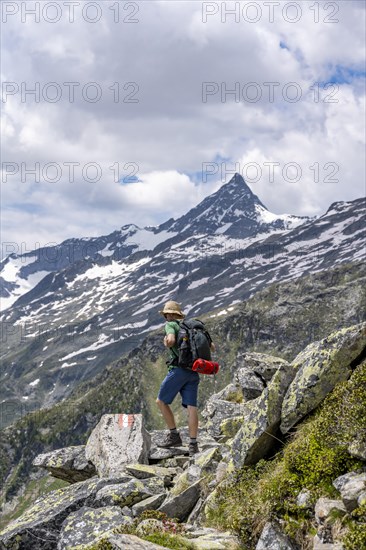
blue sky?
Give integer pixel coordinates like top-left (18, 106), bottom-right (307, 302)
top-left (1, 0), bottom-right (365, 255)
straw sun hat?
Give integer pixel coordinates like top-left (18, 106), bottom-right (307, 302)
top-left (159, 300), bottom-right (185, 319)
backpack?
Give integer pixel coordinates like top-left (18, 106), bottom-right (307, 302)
top-left (174, 318), bottom-right (220, 375)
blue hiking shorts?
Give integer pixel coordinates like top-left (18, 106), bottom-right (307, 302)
top-left (158, 367), bottom-right (200, 408)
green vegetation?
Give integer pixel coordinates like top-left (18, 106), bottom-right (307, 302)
top-left (86, 510), bottom-right (195, 550)
top-left (205, 360), bottom-right (366, 549)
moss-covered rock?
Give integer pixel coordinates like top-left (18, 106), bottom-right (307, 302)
top-left (280, 323), bottom-right (366, 433)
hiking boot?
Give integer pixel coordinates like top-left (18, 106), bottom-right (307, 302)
top-left (157, 431), bottom-right (183, 448)
top-left (189, 441), bottom-right (199, 456)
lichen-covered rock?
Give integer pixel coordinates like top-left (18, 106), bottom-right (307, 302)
top-left (94, 477), bottom-right (166, 508)
top-left (85, 414), bottom-right (151, 477)
top-left (231, 359), bottom-right (295, 468)
top-left (125, 463), bottom-right (177, 486)
top-left (162, 456), bottom-right (190, 468)
top-left (234, 368), bottom-right (264, 400)
top-left (333, 471), bottom-right (366, 511)
top-left (219, 416), bottom-right (242, 438)
top-left (184, 525), bottom-right (241, 549)
top-left (0, 476), bottom-right (125, 549)
top-left (183, 525), bottom-right (241, 548)
top-left (57, 506), bottom-right (131, 549)
top-left (236, 352), bottom-right (287, 382)
top-left (169, 449), bottom-right (220, 497)
top-left (201, 398), bottom-right (250, 438)
top-left (32, 445), bottom-right (96, 483)
top-left (131, 493), bottom-right (166, 516)
top-left (280, 323), bottom-right (366, 433)
top-left (195, 446), bottom-right (222, 473)
top-left (149, 447), bottom-right (188, 460)
top-left (106, 533), bottom-right (168, 548)
top-left (255, 522), bottom-right (296, 549)
top-left (159, 479), bottom-right (201, 521)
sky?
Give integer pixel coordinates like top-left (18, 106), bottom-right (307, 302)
top-left (1, 0), bottom-right (365, 258)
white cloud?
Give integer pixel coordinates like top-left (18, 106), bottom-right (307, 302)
top-left (1, 0), bottom-right (365, 253)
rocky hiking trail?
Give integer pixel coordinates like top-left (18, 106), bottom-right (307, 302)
top-left (0, 322), bottom-right (365, 549)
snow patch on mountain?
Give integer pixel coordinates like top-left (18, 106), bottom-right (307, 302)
top-left (0, 255), bottom-right (49, 312)
top-left (255, 204), bottom-right (308, 229)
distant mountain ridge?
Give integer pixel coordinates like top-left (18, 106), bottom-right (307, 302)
top-left (0, 174), bottom-right (309, 311)
top-left (0, 174), bottom-right (364, 423)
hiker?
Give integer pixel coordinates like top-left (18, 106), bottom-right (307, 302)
top-left (156, 300), bottom-right (215, 456)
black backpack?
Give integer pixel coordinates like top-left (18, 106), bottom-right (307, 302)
top-left (173, 318), bottom-right (213, 370)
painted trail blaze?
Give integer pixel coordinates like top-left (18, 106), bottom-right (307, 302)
top-left (117, 414), bottom-right (135, 429)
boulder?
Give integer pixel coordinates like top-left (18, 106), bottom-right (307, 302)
top-left (255, 522), bottom-right (296, 550)
top-left (149, 447), bottom-right (188, 460)
top-left (93, 477), bottom-right (166, 508)
top-left (57, 506), bottom-right (132, 549)
top-left (159, 479), bottom-right (201, 521)
top-left (313, 536), bottom-right (344, 550)
top-left (169, 448), bottom-right (221, 499)
top-left (0, 476), bottom-right (126, 549)
top-left (32, 445), bottom-right (96, 483)
top-left (296, 488), bottom-right (312, 509)
top-left (106, 533), bottom-right (168, 549)
top-left (234, 369), bottom-right (264, 400)
top-left (131, 493), bottom-right (166, 516)
top-left (163, 456), bottom-right (190, 468)
top-left (314, 498), bottom-right (347, 524)
top-left (231, 359), bottom-right (295, 468)
top-left (236, 352), bottom-right (287, 382)
top-left (184, 525), bottom-right (241, 549)
top-left (201, 397), bottom-right (249, 438)
top-left (219, 416), bottom-right (242, 439)
top-left (125, 463), bottom-right (177, 486)
top-left (195, 447), bottom-right (222, 473)
top-left (333, 471), bottom-right (366, 511)
top-left (85, 413), bottom-right (151, 477)
top-left (280, 323), bottom-right (366, 433)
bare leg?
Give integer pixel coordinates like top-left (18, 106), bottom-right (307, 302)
top-left (187, 405), bottom-right (198, 438)
top-left (156, 398), bottom-right (176, 429)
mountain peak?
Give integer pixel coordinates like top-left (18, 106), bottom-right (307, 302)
top-left (215, 172), bottom-right (267, 207)
top-left (161, 173), bottom-right (268, 237)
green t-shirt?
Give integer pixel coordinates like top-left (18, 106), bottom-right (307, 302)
top-left (165, 321), bottom-right (180, 369)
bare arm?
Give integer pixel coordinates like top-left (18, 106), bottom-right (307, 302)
top-left (164, 334), bottom-right (176, 348)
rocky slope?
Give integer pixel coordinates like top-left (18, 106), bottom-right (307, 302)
top-left (0, 262), bottom-right (365, 530)
top-left (0, 322), bottom-right (365, 549)
top-left (0, 174), bottom-right (364, 423)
